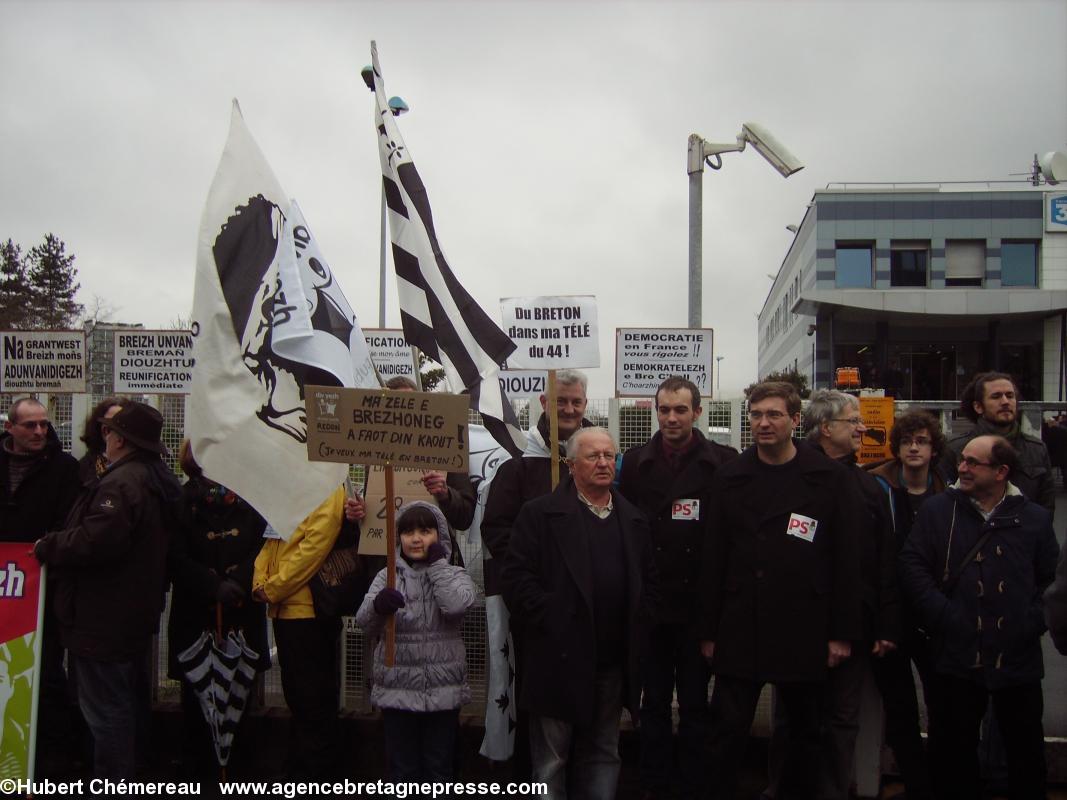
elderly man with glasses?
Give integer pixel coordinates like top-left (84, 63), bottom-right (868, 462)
top-left (900, 434), bottom-right (1058, 800)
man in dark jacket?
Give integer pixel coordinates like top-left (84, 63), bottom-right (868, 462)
top-left (618, 376), bottom-right (736, 800)
top-left (698, 382), bottom-right (862, 800)
top-left (940, 371), bottom-right (1055, 517)
top-left (900, 435), bottom-right (1058, 800)
top-left (793, 390), bottom-right (899, 800)
top-left (0, 397), bottom-right (81, 774)
top-left (34, 401), bottom-right (181, 780)
top-left (503, 427), bottom-right (658, 800)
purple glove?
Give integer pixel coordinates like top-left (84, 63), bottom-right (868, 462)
top-left (426, 542), bottom-right (447, 563)
top-left (373, 587), bottom-right (405, 616)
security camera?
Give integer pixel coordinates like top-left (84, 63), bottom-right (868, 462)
top-left (741, 122), bottom-right (804, 178)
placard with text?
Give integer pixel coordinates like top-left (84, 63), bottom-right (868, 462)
top-left (305, 386), bottom-right (469, 471)
top-left (615, 328), bottom-right (714, 397)
top-left (0, 331), bottom-right (86, 393)
top-left (500, 295), bottom-right (599, 369)
top-left (113, 330), bottom-right (195, 394)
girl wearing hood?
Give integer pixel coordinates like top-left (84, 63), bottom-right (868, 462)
top-left (356, 500), bottom-right (477, 780)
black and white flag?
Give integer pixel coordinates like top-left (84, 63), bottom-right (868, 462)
top-left (370, 42), bottom-right (526, 457)
top-left (188, 101), bottom-right (378, 539)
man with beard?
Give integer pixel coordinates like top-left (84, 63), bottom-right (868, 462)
top-left (940, 372), bottom-right (1054, 517)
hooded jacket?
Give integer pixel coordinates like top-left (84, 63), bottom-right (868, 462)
top-left (899, 483), bottom-right (1058, 688)
top-left (355, 501), bottom-right (476, 713)
top-left (0, 426), bottom-right (79, 543)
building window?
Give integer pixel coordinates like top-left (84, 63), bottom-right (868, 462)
top-left (890, 241), bottom-right (929, 287)
top-left (1001, 241), bottom-right (1038, 287)
top-left (835, 244), bottom-right (873, 288)
top-left (945, 240), bottom-right (984, 287)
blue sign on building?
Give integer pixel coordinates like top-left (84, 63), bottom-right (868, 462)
top-left (1049, 193), bottom-right (1067, 232)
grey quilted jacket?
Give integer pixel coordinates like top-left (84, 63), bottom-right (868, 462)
top-left (355, 501), bottom-right (476, 712)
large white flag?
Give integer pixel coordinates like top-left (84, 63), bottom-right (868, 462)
top-left (371, 42), bottom-right (526, 457)
top-left (188, 101), bottom-right (378, 539)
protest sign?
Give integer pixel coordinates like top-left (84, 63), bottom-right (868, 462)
top-left (498, 369), bottom-right (548, 402)
top-left (858, 396), bottom-right (895, 464)
top-left (0, 544), bottom-right (45, 781)
top-left (358, 467), bottom-right (433, 556)
top-left (500, 296), bottom-right (599, 369)
top-left (0, 331), bottom-right (86, 393)
top-left (364, 329), bottom-right (417, 383)
top-left (113, 330), bottom-right (195, 394)
top-left (305, 386), bottom-right (469, 472)
top-left (615, 328), bottom-right (714, 397)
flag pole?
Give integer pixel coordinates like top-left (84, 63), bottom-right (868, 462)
top-left (385, 463), bottom-right (397, 666)
top-left (548, 370), bottom-right (560, 489)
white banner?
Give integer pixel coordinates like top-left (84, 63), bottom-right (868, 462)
top-left (615, 327), bottom-right (714, 397)
top-left (113, 330), bottom-right (195, 394)
top-left (364, 328), bottom-right (417, 382)
top-left (498, 369), bottom-right (548, 402)
top-left (500, 295), bottom-right (599, 369)
top-left (0, 330), bottom-right (86, 393)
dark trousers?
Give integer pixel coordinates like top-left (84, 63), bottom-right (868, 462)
top-left (933, 678), bottom-right (1045, 800)
top-left (708, 675), bottom-right (821, 800)
top-left (382, 708), bottom-right (460, 781)
top-left (72, 654), bottom-right (141, 779)
top-left (639, 623), bottom-right (710, 797)
top-left (273, 616), bottom-right (341, 780)
top-left (869, 639), bottom-right (934, 799)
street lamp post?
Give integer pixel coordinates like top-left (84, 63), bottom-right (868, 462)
top-left (716, 355), bottom-right (724, 398)
top-left (687, 123), bottom-right (804, 329)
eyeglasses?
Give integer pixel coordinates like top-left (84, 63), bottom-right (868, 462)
top-left (831, 417), bottom-right (863, 427)
top-left (573, 452), bottom-right (615, 466)
top-left (748, 410), bottom-right (788, 422)
top-left (13, 420), bottom-right (49, 430)
top-left (901, 436), bottom-right (932, 447)
top-left (958, 455), bottom-right (997, 469)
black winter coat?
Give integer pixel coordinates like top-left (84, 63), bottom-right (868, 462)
top-left (816, 445), bottom-right (901, 644)
top-left (0, 429), bottom-right (79, 543)
top-left (37, 450), bottom-right (183, 662)
top-left (618, 430), bottom-right (737, 627)
top-left (501, 482), bottom-right (659, 726)
top-left (699, 444), bottom-right (863, 683)
top-left (167, 478), bottom-right (269, 677)
top-left (899, 487), bottom-right (1058, 689)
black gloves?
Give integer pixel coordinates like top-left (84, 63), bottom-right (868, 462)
top-left (373, 587), bottom-right (406, 616)
top-left (426, 542), bottom-right (447, 564)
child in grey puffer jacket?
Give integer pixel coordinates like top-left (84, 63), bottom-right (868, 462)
top-left (355, 500), bottom-right (476, 780)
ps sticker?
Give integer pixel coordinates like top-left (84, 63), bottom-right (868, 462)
top-left (672, 499), bottom-right (700, 521)
top-left (786, 512), bottom-right (818, 542)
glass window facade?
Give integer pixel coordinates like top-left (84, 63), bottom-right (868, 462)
top-left (836, 245), bottom-right (873, 288)
top-left (1001, 242), bottom-right (1038, 287)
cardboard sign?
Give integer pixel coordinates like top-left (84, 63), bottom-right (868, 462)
top-left (364, 328), bottom-right (417, 382)
top-left (305, 386), bottom-right (469, 471)
top-left (0, 330), bottom-right (86, 393)
top-left (615, 328), bottom-right (714, 398)
top-left (113, 330), bottom-right (195, 394)
top-left (0, 544), bottom-right (45, 781)
top-left (858, 396), bottom-right (895, 464)
top-left (500, 295), bottom-right (599, 369)
top-left (358, 466), bottom-right (434, 556)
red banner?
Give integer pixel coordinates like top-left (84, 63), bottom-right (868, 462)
top-left (0, 544), bottom-right (41, 643)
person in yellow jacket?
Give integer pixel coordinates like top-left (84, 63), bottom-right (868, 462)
top-left (253, 486), bottom-right (346, 780)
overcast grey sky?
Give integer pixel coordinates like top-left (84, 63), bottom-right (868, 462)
top-left (2, 0), bottom-right (1064, 397)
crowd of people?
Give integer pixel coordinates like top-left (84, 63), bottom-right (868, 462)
top-left (3, 367), bottom-right (1067, 799)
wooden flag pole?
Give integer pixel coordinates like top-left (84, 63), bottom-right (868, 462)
top-left (548, 369), bottom-right (560, 490)
top-left (384, 463), bottom-right (397, 667)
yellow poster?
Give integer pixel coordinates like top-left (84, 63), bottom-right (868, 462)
top-left (858, 396), bottom-right (895, 464)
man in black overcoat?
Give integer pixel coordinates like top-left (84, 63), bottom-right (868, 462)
top-left (698, 381), bottom-right (862, 800)
top-left (618, 376), bottom-right (736, 799)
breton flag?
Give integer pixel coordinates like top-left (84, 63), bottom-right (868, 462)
top-left (370, 42), bottom-right (526, 457)
top-left (188, 101), bottom-right (378, 540)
